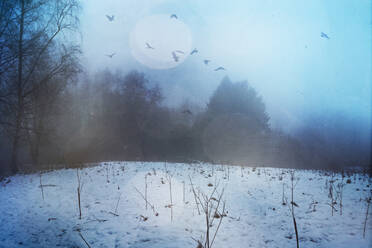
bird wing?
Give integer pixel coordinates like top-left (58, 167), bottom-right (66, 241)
top-left (172, 52), bottom-right (179, 62)
top-left (321, 32), bottom-right (329, 39)
top-left (171, 14), bottom-right (177, 19)
top-left (182, 110), bottom-right (192, 114)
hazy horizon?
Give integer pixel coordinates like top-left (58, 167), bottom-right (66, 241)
top-left (80, 0), bottom-right (371, 134)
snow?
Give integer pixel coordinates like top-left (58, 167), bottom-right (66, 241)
top-left (0, 162), bottom-right (371, 248)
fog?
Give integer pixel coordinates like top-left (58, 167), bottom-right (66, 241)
top-left (81, 0), bottom-right (371, 133)
top-left (0, 0), bottom-right (370, 174)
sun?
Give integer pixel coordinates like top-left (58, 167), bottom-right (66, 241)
top-left (129, 14), bottom-right (193, 69)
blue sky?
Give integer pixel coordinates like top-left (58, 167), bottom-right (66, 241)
top-left (80, 0), bottom-right (371, 132)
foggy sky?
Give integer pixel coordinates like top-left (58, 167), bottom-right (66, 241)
top-left (80, 0), bottom-right (371, 133)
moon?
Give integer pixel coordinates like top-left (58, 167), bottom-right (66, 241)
top-left (129, 14), bottom-right (193, 69)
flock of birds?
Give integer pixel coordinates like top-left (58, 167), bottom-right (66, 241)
top-left (151, 14), bottom-right (227, 71)
top-left (105, 13), bottom-right (330, 71)
top-left (104, 13), bottom-right (331, 107)
top-left (105, 13), bottom-right (227, 72)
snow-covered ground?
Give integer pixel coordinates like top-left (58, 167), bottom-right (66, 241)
top-left (0, 162), bottom-right (371, 248)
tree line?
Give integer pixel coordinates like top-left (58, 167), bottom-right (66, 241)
top-left (1, 67), bottom-right (370, 174)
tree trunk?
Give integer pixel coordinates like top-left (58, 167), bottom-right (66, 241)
top-left (10, 0), bottom-right (25, 174)
top-left (33, 133), bottom-right (41, 167)
top-left (30, 107), bottom-right (43, 168)
top-left (26, 127), bottom-right (41, 168)
top-left (10, 120), bottom-right (21, 173)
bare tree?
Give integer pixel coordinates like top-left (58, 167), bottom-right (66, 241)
top-left (0, 0), bottom-right (81, 173)
top-left (0, 1), bottom-right (17, 78)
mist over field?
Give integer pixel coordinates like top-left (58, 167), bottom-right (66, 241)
top-left (1, 0), bottom-right (371, 172)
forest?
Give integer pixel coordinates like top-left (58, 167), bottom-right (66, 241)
top-left (1, 68), bottom-right (370, 174)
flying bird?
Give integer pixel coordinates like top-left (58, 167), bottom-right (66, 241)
top-left (321, 32), bottom-right (329, 39)
top-left (296, 90), bottom-right (304, 96)
top-left (214, 66), bottom-right (226, 71)
top-left (203, 60), bottom-right (210, 65)
top-left (106, 53), bottom-right (116, 58)
top-left (190, 48), bottom-right (198, 55)
top-left (146, 42), bottom-right (154, 49)
top-left (172, 51), bottom-right (179, 62)
top-left (106, 15), bottom-right (114, 22)
top-left (182, 109), bottom-right (192, 115)
top-left (170, 14), bottom-right (178, 19)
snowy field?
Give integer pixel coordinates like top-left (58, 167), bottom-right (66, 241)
top-left (0, 162), bottom-right (371, 248)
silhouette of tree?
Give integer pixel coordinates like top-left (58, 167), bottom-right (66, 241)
top-left (195, 76), bottom-right (270, 163)
top-left (0, 0), bottom-right (81, 173)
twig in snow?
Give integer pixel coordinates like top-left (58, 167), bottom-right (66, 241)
top-left (133, 186), bottom-right (158, 216)
top-left (84, 216), bottom-right (107, 224)
top-left (77, 169), bottom-right (82, 219)
top-left (39, 173), bottom-right (44, 201)
top-left (285, 170), bottom-right (299, 248)
top-left (363, 193), bottom-right (371, 238)
top-left (145, 175), bottom-right (148, 210)
top-left (114, 192), bottom-right (122, 215)
top-left (167, 173), bottom-right (173, 221)
top-left (38, 184), bottom-right (57, 188)
top-left (189, 176), bottom-right (201, 215)
top-left (191, 181), bottom-right (226, 248)
top-left (108, 211), bottom-right (119, 217)
top-left (328, 174), bottom-right (337, 216)
top-left (336, 177), bottom-right (344, 216)
top-left (164, 163), bottom-right (173, 221)
top-left (78, 232), bottom-right (91, 248)
top-left (183, 181), bottom-right (185, 204)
